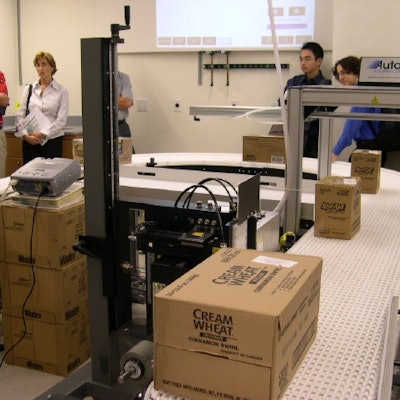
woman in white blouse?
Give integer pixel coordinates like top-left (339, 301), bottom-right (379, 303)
top-left (15, 51), bottom-right (69, 164)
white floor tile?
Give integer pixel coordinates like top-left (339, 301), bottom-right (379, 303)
top-left (0, 350), bottom-right (63, 400)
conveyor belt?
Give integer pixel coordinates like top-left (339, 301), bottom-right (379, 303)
top-left (283, 167), bottom-right (400, 399)
top-left (2, 156), bottom-right (399, 399)
top-left (128, 156), bottom-right (400, 400)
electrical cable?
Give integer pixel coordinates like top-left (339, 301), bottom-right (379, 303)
top-left (267, 0), bottom-right (292, 215)
top-left (174, 184), bottom-right (203, 208)
top-left (182, 185), bottom-right (215, 210)
top-left (189, 177), bottom-right (237, 209)
top-left (0, 187), bottom-right (47, 368)
top-left (180, 178), bottom-right (236, 209)
top-left (134, 221), bottom-right (156, 234)
top-left (184, 184), bottom-right (225, 242)
top-left (192, 3), bottom-right (292, 215)
top-left (174, 183), bottom-right (226, 246)
top-left (198, 177), bottom-right (238, 195)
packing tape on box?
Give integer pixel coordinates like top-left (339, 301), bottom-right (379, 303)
top-left (118, 340), bottom-right (153, 383)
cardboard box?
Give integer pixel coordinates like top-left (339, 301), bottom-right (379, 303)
top-left (73, 137), bottom-right (131, 166)
top-left (62, 133), bottom-right (83, 159)
top-left (0, 257), bottom-right (88, 324)
top-left (2, 199), bottom-right (85, 269)
top-left (351, 149), bottom-right (381, 194)
top-left (5, 132), bottom-right (23, 158)
top-left (0, 204), bottom-right (4, 261)
top-left (118, 137), bottom-right (132, 164)
top-left (154, 248), bottom-right (322, 400)
top-left (2, 312), bottom-right (90, 376)
top-left (314, 176), bottom-right (361, 239)
top-left (243, 135), bottom-right (285, 164)
top-left (5, 158), bottom-right (23, 177)
top-left (72, 138), bottom-right (84, 166)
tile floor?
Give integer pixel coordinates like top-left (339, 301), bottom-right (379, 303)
top-left (0, 303), bottom-right (148, 400)
top-left (0, 349), bottom-right (64, 400)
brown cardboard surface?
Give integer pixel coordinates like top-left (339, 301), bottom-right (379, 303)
top-left (154, 248), bottom-right (322, 400)
top-left (5, 132), bottom-right (23, 158)
top-left (0, 258), bottom-right (88, 324)
top-left (72, 138), bottom-right (84, 166)
top-left (314, 176), bottom-right (361, 239)
top-left (351, 149), bottom-right (381, 194)
top-left (72, 137), bottom-right (131, 166)
top-left (2, 312), bottom-right (90, 376)
top-left (2, 199), bottom-right (85, 268)
top-left (243, 135), bottom-right (285, 164)
top-left (118, 137), bottom-right (132, 164)
top-left (0, 204), bottom-right (4, 261)
top-left (156, 344), bottom-right (272, 400)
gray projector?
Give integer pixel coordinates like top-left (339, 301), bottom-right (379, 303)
top-left (11, 157), bottom-right (82, 196)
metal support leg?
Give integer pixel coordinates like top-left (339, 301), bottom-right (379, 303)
top-left (284, 87), bottom-right (303, 235)
top-left (318, 117), bottom-right (334, 180)
top-left (81, 37), bottom-right (131, 386)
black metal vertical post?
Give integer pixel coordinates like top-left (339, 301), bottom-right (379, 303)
top-left (80, 36), bottom-right (131, 385)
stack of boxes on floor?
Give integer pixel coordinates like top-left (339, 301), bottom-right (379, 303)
top-left (0, 193), bottom-right (90, 376)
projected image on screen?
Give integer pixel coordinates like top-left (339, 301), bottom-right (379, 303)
top-left (156, 0), bottom-right (315, 50)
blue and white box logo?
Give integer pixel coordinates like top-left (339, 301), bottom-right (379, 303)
top-left (359, 57), bottom-right (400, 86)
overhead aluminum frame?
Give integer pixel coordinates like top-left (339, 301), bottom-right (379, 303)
top-left (285, 85), bottom-right (400, 234)
top-left (189, 105), bottom-right (282, 121)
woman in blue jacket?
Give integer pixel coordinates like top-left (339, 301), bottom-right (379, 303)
top-left (331, 56), bottom-right (385, 166)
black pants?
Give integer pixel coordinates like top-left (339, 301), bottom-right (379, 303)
top-left (118, 119), bottom-right (131, 137)
top-left (118, 119), bottom-right (135, 153)
top-left (303, 121), bottom-right (319, 158)
top-left (354, 139), bottom-right (387, 167)
top-left (22, 136), bottom-right (63, 165)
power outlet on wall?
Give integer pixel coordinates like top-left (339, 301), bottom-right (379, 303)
top-left (136, 99), bottom-right (148, 112)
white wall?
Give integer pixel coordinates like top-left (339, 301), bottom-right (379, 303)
top-left (118, 50), bottom-right (329, 153)
top-left (2, 0), bottom-right (399, 164)
top-left (0, 0), bottom-right (18, 111)
top-left (0, 0), bottom-right (332, 154)
top-left (332, 0), bottom-right (400, 59)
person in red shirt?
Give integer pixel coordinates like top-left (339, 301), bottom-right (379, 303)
top-left (0, 70), bottom-right (10, 178)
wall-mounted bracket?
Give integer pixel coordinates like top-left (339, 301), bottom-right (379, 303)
top-left (203, 63), bottom-right (290, 69)
top-left (197, 50), bottom-right (289, 86)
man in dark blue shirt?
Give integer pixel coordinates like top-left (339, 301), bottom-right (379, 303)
top-left (283, 42), bottom-right (331, 158)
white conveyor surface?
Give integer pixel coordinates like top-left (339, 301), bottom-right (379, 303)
top-left (282, 167), bottom-right (400, 400)
top-left (126, 154), bottom-right (400, 399)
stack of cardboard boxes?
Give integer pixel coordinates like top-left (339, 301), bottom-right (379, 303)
top-left (0, 197), bottom-right (90, 376)
top-left (314, 149), bottom-right (382, 240)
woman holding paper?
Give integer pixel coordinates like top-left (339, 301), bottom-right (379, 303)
top-left (15, 51), bottom-right (69, 164)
